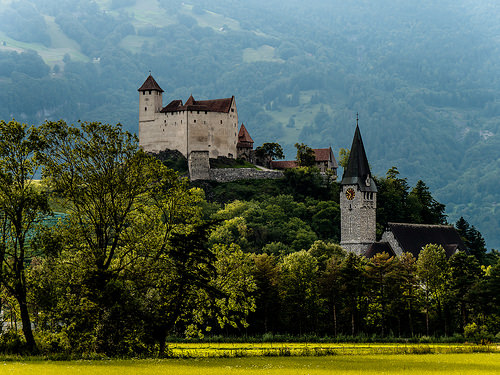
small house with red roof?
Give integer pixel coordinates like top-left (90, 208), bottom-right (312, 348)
top-left (269, 147), bottom-right (338, 175)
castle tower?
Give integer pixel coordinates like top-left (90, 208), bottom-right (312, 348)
top-left (340, 122), bottom-right (377, 255)
top-left (138, 74), bottom-right (164, 148)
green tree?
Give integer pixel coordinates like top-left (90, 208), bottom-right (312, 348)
top-left (0, 119), bottom-right (50, 352)
top-left (294, 142), bottom-right (316, 167)
top-left (408, 180), bottom-right (447, 224)
top-left (279, 250), bottom-right (322, 334)
top-left (416, 244), bottom-right (448, 335)
top-left (390, 252), bottom-right (420, 337)
top-left (446, 251), bottom-right (481, 332)
top-left (365, 252), bottom-right (397, 335)
top-left (254, 142), bottom-right (284, 160)
top-left (338, 253), bottom-right (367, 336)
top-left (308, 240), bottom-right (345, 270)
top-left (319, 251), bottom-right (345, 335)
top-left (455, 217), bottom-right (487, 264)
top-left (375, 167), bottom-right (411, 235)
top-left (338, 148), bottom-right (350, 169)
top-left (249, 254), bottom-right (281, 333)
top-left (38, 121), bottom-right (163, 353)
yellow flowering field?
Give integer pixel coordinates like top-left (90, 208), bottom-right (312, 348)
top-left (1, 353), bottom-right (499, 375)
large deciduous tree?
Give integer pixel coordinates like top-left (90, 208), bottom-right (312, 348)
top-left (416, 244), bottom-right (448, 335)
top-left (0, 119), bottom-right (50, 352)
top-left (294, 142), bottom-right (316, 167)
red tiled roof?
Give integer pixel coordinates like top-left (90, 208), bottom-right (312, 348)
top-left (160, 95), bottom-right (234, 113)
top-left (238, 124), bottom-right (254, 143)
top-left (313, 148), bottom-right (332, 161)
top-left (138, 75), bottom-right (164, 92)
top-left (163, 100), bottom-right (183, 111)
top-left (270, 160), bottom-right (298, 169)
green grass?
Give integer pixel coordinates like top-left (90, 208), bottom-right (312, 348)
top-left (1, 353), bottom-right (499, 374)
top-left (243, 45), bottom-right (284, 63)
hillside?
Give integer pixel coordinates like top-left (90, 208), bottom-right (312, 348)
top-left (1, 0), bottom-right (500, 247)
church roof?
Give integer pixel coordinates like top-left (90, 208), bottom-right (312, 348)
top-left (237, 124), bottom-right (254, 148)
top-left (138, 75), bottom-right (164, 92)
top-left (160, 96), bottom-right (234, 113)
top-left (387, 222), bottom-right (467, 258)
top-left (341, 125), bottom-right (377, 192)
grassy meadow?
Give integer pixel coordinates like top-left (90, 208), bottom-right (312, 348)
top-left (1, 353), bottom-right (499, 375)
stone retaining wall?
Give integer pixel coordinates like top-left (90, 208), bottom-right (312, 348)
top-left (209, 168), bottom-right (284, 183)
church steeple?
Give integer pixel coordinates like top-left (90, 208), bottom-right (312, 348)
top-left (339, 119), bottom-right (377, 255)
top-left (341, 123), bottom-right (377, 192)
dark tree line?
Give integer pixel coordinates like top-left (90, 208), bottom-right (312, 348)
top-left (0, 120), bottom-right (498, 357)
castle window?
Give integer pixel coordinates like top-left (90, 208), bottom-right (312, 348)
top-left (194, 120), bottom-right (196, 123)
top-left (220, 120), bottom-right (223, 124)
top-left (197, 111), bottom-right (200, 114)
top-left (148, 90), bottom-right (151, 94)
top-left (144, 107), bottom-right (147, 111)
top-left (205, 111), bottom-right (207, 114)
top-left (181, 120), bottom-right (182, 124)
top-left (142, 91), bottom-right (145, 95)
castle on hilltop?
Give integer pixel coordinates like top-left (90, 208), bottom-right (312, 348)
top-left (138, 75), bottom-right (247, 160)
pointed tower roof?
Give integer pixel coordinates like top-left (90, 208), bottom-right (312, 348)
top-left (341, 124), bottom-right (377, 192)
top-left (138, 74), bottom-right (164, 92)
top-left (238, 124), bottom-right (254, 144)
top-left (185, 95), bottom-right (195, 105)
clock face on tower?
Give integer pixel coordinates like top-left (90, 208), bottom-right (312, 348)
top-left (345, 188), bottom-right (355, 200)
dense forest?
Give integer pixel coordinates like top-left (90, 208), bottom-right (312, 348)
top-left (1, 0), bottom-right (500, 248)
top-left (0, 119), bottom-right (498, 357)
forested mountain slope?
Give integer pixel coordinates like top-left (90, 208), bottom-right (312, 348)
top-left (1, 0), bottom-right (500, 247)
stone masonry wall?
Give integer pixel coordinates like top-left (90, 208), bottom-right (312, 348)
top-left (209, 168), bottom-right (283, 183)
top-left (189, 151), bottom-right (211, 180)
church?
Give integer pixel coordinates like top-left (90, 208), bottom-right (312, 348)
top-left (340, 123), bottom-right (466, 258)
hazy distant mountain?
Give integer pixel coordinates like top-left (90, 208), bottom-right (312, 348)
top-left (1, 0), bottom-right (500, 247)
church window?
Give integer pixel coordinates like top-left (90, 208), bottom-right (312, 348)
top-left (144, 107), bottom-right (147, 111)
top-left (197, 111), bottom-right (200, 114)
top-left (148, 90), bottom-right (151, 94)
top-left (205, 111), bottom-right (207, 114)
top-left (142, 92), bottom-right (145, 95)
top-left (220, 120), bottom-right (223, 124)
top-left (231, 108), bottom-right (234, 112)
top-left (194, 120), bottom-right (196, 123)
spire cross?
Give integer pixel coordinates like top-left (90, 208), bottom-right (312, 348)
top-left (356, 112), bottom-right (359, 126)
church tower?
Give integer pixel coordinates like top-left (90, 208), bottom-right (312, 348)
top-left (340, 121), bottom-right (377, 255)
